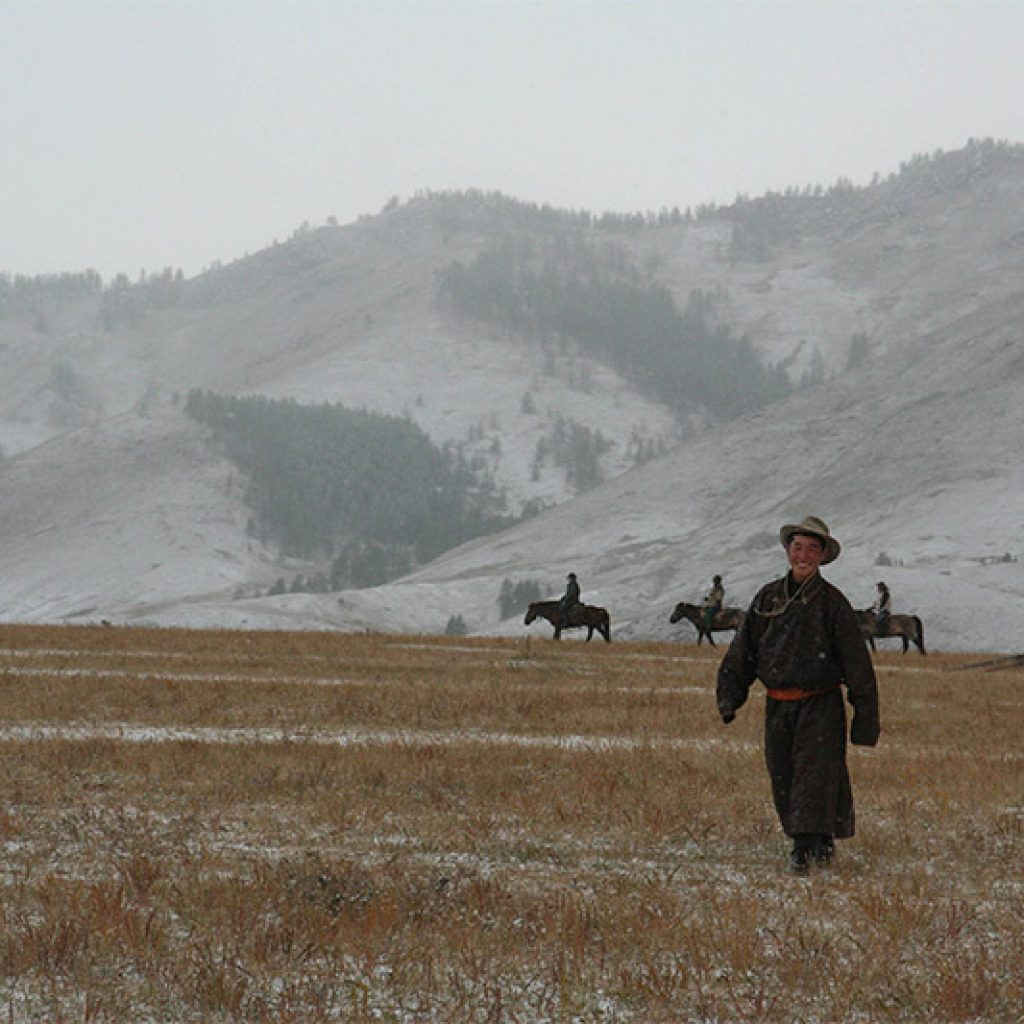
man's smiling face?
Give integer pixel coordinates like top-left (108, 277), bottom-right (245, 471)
top-left (787, 533), bottom-right (824, 582)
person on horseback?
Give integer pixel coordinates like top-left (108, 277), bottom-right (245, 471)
top-left (871, 581), bottom-right (891, 631)
top-left (702, 575), bottom-right (725, 634)
top-left (559, 572), bottom-right (582, 627)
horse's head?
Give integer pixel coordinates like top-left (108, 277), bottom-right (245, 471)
top-left (524, 603), bottom-right (538, 625)
top-left (669, 601), bottom-right (695, 624)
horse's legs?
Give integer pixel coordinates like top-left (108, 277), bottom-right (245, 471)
top-left (552, 626), bottom-right (561, 641)
top-left (901, 635), bottom-right (909, 654)
top-left (708, 632), bottom-right (717, 648)
top-left (585, 626), bottom-right (594, 642)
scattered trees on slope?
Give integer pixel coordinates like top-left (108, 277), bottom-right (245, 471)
top-left (497, 578), bottom-right (544, 618)
top-left (437, 238), bottom-right (790, 421)
top-left (530, 417), bottom-right (611, 491)
top-left (186, 390), bottom-right (513, 586)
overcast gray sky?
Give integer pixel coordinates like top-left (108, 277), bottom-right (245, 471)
top-left (4, 0), bottom-right (1024, 280)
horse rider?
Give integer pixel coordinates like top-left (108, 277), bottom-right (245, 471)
top-left (559, 572), bottom-right (582, 626)
top-left (702, 574), bottom-right (725, 634)
top-left (872, 581), bottom-right (891, 631)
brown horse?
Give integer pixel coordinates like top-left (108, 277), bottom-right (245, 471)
top-left (524, 601), bottom-right (611, 642)
top-left (856, 610), bottom-right (926, 654)
top-left (669, 602), bottom-right (745, 647)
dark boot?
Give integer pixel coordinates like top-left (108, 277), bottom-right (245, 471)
top-left (789, 834), bottom-right (814, 875)
top-left (812, 835), bottom-right (835, 868)
top-left (791, 834), bottom-right (834, 874)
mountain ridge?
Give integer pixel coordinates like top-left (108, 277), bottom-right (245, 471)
top-left (1, 140), bottom-right (1022, 650)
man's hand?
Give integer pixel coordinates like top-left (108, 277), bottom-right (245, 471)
top-left (850, 713), bottom-right (879, 747)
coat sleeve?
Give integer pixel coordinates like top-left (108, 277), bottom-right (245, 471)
top-left (834, 597), bottom-right (881, 746)
top-left (715, 594), bottom-right (760, 719)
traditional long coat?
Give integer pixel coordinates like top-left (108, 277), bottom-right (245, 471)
top-left (716, 571), bottom-right (880, 838)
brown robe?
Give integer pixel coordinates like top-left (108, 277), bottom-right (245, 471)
top-left (716, 571), bottom-right (880, 839)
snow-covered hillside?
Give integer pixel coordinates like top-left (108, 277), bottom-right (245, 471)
top-left (1, 143), bottom-right (1023, 651)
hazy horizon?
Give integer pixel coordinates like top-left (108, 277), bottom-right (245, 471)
top-left (4, 0), bottom-right (1024, 280)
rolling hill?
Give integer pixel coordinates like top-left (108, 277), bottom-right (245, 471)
top-left (1, 139), bottom-right (1022, 651)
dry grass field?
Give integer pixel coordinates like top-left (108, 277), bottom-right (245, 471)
top-left (0, 623), bottom-right (1022, 1023)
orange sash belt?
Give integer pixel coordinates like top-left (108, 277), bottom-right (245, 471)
top-left (766, 684), bottom-right (840, 701)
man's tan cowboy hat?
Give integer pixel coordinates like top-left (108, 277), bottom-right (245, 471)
top-left (779, 515), bottom-right (841, 564)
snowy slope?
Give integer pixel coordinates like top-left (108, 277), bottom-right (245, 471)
top-left (376, 293), bottom-right (1024, 654)
top-left (167, 290), bottom-right (1024, 653)
top-left (1, 145), bottom-right (1023, 651)
top-left (0, 406), bottom-right (285, 621)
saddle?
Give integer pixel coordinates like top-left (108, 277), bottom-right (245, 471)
top-left (562, 604), bottom-right (585, 627)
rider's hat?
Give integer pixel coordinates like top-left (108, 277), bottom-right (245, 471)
top-left (779, 515), bottom-right (841, 564)
top-left (566, 571), bottom-right (577, 580)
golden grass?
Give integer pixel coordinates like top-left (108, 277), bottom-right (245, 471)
top-left (0, 624), bottom-right (1022, 1021)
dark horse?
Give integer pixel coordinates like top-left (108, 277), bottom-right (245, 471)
top-left (857, 610), bottom-right (926, 654)
top-left (669, 602), bottom-right (745, 647)
top-left (524, 601), bottom-right (611, 642)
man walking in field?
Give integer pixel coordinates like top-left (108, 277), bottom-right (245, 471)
top-left (716, 516), bottom-right (880, 874)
